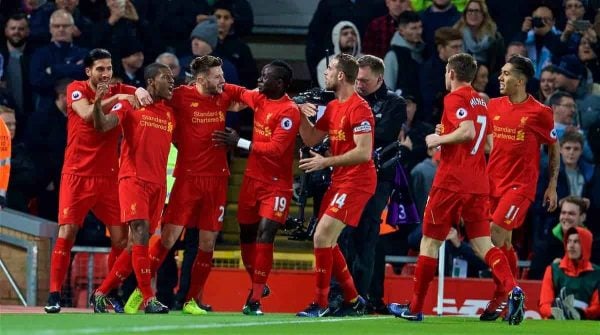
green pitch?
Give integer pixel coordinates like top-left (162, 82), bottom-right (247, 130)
top-left (1, 313), bottom-right (598, 335)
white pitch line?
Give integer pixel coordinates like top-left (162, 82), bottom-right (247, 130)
top-left (18, 316), bottom-right (390, 335)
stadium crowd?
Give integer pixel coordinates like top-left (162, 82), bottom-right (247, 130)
top-left (0, 0), bottom-right (599, 321)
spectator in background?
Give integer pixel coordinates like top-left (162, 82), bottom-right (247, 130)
top-left (209, 0), bottom-right (254, 38)
top-left (398, 95), bottom-right (434, 172)
top-left (54, 0), bottom-right (94, 48)
top-left (362, 0), bottom-right (413, 59)
top-left (180, 16), bottom-right (240, 85)
top-left (471, 63), bottom-right (488, 92)
top-left (453, 0), bottom-right (504, 74)
top-left (578, 36), bottom-right (600, 83)
top-left (559, 0), bottom-right (590, 56)
top-left (530, 196), bottom-right (589, 279)
top-left (305, 0), bottom-right (386, 85)
top-left (419, 0), bottom-right (460, 55)
top-left (26, 0), bottom-right (56, 48)
top-left (0, 105), bottom-right (38, 213)
top-left (118, 40), bottom-right (145, 87)
top-left (553, 54), bottom-right (600, 131)
top-left (1, 13), bottom-right (34, 135)
top-left (148, 0), bottom-right (210, 56)
top-left (539, 226), bottom-right (600, 320)
top-left (156, 52), bottom-right (185, 86)
top-left (317, 21), bottom-right (363, 89)
top-left (538, 66), bottom-right (556, 103)
top-left (548, 90), bottom-right (594, 162)
top-left (213, 0), bottom-right (258, 89)
top-left (558, 131), bottom-right (594, 197)
top-left (384, 11), bottom-right (424, 99)
top-left (419, 27), bottom-right (462, 122)
top-left (25, 78), bottom-right (70, 221)
top-left (29, 9), bottom-right (87, 111)
top-left (585, 122), bottom-right (600, 264)
top-left (517, 6), bottom-right (563, 79)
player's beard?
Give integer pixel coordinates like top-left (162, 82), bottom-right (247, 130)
top-left (325, 77), bottom-right (338, 91)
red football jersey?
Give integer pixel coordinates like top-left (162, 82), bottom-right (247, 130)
top-left (315, 92), bottom-right (377, 192)
top-left (225, 84), bottom-right (300, 190)
top-left (112, 100), bottom-right (175, 185)
top-left (433, 86), bottom-right (489, 194)
top-left (487, 95), bottom-right (557, 200)
top-left (169, 85), bottom-right (234, 177)
top-left (63, 80), bottom-right (135, 176)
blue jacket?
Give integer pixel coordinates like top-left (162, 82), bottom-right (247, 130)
top-left (29, 42), bottom-right (88, 103)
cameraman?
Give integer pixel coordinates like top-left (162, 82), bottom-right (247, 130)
top-left (338, 55), bottom-right (405, 309)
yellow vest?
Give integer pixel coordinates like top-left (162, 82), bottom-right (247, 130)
top-left (0, 118), bottom-right (11, 199)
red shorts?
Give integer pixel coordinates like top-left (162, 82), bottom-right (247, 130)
top-left (237, 177), bottom-right (291, 225)
top-left (319, 186), bottom-right (373, 228)
top-left (422, 187), bottom-right (490, 240)
top-left (489, 190), bottom-right (531, 230)
top-left (58, 174), bottom-right (121, 226)
top-left (119, 177), bottom-right (166, 234)
top-left (163, 176), bottom-right (228, 231)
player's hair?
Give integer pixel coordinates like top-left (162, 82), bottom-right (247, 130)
top-left (434, 27), bottom-right (463, 47)
top-left (357, 55), bottom-right (385, 76)
top-left (144, 62), bottom-right (170, 84)
top-left (397, 10), bottom-right (421, 27)
top-left (268, 60), bottom-right (293, 88)
top-left (447, 53), bottom-right (478, 83)
top-left (560, 129), bottom-right (584, 148)
top-left (560, 195), bottom-right (588, 215)
top-left (334, 53), bottom-right (359, 83)
top-left (507, 54), bottom-right (535, 81)
top-left (190, 55), bottom-right (223, 78)
top-left (0, 105), bottom-right (15, 115)
top-left (83, 48), bottom-right (112, 68)
top-left (548, 90), bottom-right (573, 107)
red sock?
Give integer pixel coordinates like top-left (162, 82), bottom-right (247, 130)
top-left (186, 250), bottom-right (213, 302)
top-left (332, 245), bottom-right (358, 302)
top-left (485, 247), bottom-right (517, 294)
top-left (148, 237), bottom-right (170, 276)
top-left (107, 246), bottom-right (124, 270)
top-left (49, 237), bottom-right (74, 293)
top-left (250, 243), bottom-right (274, 302)
top-left (97, 250), bottom-right (133, 295)
top-left (240, 242), bottom-right (256, 280)
top-left (410, 255), bottom-right (438, 314)
top-left (314, 247), bottom-right (333, 308)
top-left (131, 244), bottom-right (153, 301)
top-left (502, 246), bottom-right (518, 279)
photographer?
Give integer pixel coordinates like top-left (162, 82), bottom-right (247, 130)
top-left (337, 55), bottom-right (405, 311)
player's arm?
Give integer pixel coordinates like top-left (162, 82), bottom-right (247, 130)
top-left (250, 112), bottom-right (299, 158)
top-left (72, 92), bottom-right (136, 122)
top-left (425, 120), bottom-right (475, 148)
top-left (92, 83), bottom-right (120, 132)
top-left (543, 141), bottom-right (560, 211)
top-left (298, 103), bottom-right (327, 146)
top-left (299, 132), bottom-right (372, 173)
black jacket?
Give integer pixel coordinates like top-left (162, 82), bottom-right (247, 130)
top-left (0, 42), bottom-right (35, 129)
top-left (363, 83), bottom-right (406, 181)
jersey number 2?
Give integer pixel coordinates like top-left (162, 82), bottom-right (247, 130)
top-left (470, 115), bottom-right (487, 155)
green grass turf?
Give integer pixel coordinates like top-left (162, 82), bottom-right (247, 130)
top-left (1, 313), bottom-right (598, 335)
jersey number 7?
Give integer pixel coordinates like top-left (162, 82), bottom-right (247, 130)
top-left (470, 115), bottom-right (487, 155)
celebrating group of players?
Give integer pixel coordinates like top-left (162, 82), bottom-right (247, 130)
top-left (42, 46), bottom-right (557, 325)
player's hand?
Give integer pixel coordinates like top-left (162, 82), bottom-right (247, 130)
top-left (96, 82), bottom-right (109, 100)
top-left (212, 127), bottom-right (240, 149)
top-left (425, 134), bottom-right (442, 149)
top-left (299, 150), bottom-right (329, 172)
top-left (116, 94), bottom-right (139, 109)
top-left (135, 87), bottom-right (153, 106)
top-left (543, 187), bottom-right (558, 212)
top-left (298, 103), bottom-right (317, 118)
top-left (435, 123), bottom-right (443, 135)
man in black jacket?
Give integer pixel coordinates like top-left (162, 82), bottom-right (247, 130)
top-left (335, 54), bottom-right (405, 313)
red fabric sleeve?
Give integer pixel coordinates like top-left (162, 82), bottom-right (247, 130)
top-left (584, 289), bottom-right (600, 320)
top-left (110, 100), bottom-right (133, 125)
top-left (532, 106), bottom-right (558, 145)
top-left (539, 265), bottom-right (556, 319)
top-left (350, 103), bottom-right (374, 135)
top-left (66, 81), bottom-right (89, 107)
top-left (251, 106), bottom-right (300, 158)
top-left (315, 104), bottom-right (331, 132)
top-left (118, 83), bottom-right (137, 95)
top-left (224, 83), bottom-right (258, 109)
top-left (443, 93), bottom-right (470, 129)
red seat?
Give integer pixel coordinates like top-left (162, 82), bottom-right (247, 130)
top-left (69, 253), bottom-right (109, 307)
top-left (400, 263), bottom-right (416, 276)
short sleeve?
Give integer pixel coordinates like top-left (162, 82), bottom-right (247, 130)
top-left (223, 83), bottom-right (258, 109)
top-left (350, 102), bottom-right (374, 135)
top-left (66, 81), bottom-right (89, 107)
top-left (533, 106), bottom-right (558, 145)
top-left (110, 100), bottom-right (133, 125)
top-left (443, 93), bottom-right (471, 129)
top-left (315, 106), bottom-right (331, 132)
